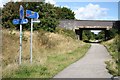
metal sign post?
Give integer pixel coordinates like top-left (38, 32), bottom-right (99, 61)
top-left (30, 19), bottom-right (40, 64)
top-left (30, 19), bottom-right (33, 64)
top-left (19, 24), bottom-right (22, 64)
top-left (12, 5), bottom-right (28, 65)
top-left (26, 10), bottom-right (40, 64)
top-left (19, 5), bottom-right (24, 65)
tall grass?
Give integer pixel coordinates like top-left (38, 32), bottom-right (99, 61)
top-left (55, 27), bottom-right (77, 39)
top-left (103, 34), bottom-right (120, 76)
top-left (2, 29), bottom-right (90, 78)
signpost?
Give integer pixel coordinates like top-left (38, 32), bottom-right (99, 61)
top-left (13, 19), bottom-right (28, 24)
top-left (12, 6), bottom-right (40, 64)
top-left (12, 5), bottom-right (28, 65)
top-left (26, 10), bottom-right (40, 64)
top-left (26, 10), bottom-right (39, 19)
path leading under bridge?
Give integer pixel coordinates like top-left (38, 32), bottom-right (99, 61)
top-left (54, 44), bottom-right (112, 78)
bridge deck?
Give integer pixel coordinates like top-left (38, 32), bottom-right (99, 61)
top-left (59, 20), bottom-right (115, 30)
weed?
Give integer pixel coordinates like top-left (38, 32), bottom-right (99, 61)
top-left (103, 34), bottom-right (120, 76)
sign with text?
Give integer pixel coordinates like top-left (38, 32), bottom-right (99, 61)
top-left (26, 10), bottom-right (39, 19)
top-left (12, 19), bottom-right (28, 24)
top-left (12, 5), bottom-right (28, 65)
top-left (20, 5), bottom-right (24, 19)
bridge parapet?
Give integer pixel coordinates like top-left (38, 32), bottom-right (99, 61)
top-left (59, 20), bottom-right (114, 30)
top-left (76, 26), bottom-right (112, 28)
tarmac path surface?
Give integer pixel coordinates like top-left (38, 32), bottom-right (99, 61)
top-left (54, 43), bottom-right (112, 78)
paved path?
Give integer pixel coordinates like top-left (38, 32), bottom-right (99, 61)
top-left (54, 44), bottom-right (112, 78)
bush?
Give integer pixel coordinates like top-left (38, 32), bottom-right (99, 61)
top-left (2, 2), bottom-right (75, 32)
top-left (37, 29), bottom-right (57, 48)
top-left (105, 60), bottom-right (118, 76)
top-left (103, 33), bottom-right (120, 76)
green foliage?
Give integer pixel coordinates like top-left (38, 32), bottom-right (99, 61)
top-left (103, 32), bottom-right (120, 76)
top-left (82, 30), bottom-right (95, 41)
top-left (108, 28), bottom-right (118, 39)
top-left (96, 28), bottom-right (118, 41)
top-left (105, 60), bottom-right (118, 76)
top-left (82, 31), bottom-right (88, 40)
top-left (96, 30), bottom-right (105, 40)
top-left (90, 32), bottom-right (95, 40)
top-left (55, 7), bottom-right (75, 19)
top-left (2, 2), bottom-right (75, 32)
top-left (114, 34), bottom-right (120, 52)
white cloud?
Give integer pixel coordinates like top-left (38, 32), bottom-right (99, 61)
top-left (74, 3), bottom-right (109, 20)
top-left (45, 0), bottom-right (56, 5)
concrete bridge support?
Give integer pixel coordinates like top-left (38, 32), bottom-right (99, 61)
top-left (105, 30), bottom-right (109, 41)
top-left (75, 29), bottom-right (83, 40)
top-left (79, 29), bottom-right (83, 40)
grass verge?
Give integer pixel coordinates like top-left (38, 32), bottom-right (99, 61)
top-left (3, 44), bottom-right (90, 78)
top-left (2, 29), bottom-right (90, 78)
top-left (102, 35), bottom-right (120, 76)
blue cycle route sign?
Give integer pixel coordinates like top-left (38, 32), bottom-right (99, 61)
top-left (12, 5), bottom-right (28, 25)
top-left (26, 10), bottom-right (40, 64)
top-left (26, 10), bottom-right (39, 19)
top-left (13, 19), bottom-right (28, 24)
top-left (20, 5), bottom-right (24, 19)
top-left (12, 5), bottom-right (28, 65)
top-left (12, 6), bottom-right (40, 64)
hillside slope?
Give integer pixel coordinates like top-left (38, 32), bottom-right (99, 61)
top-left (103, 35), bottom-right (120, 76)
top-left (2, 29), bottom-right (90, 78)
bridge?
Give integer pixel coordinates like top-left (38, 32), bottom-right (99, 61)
top-left (59, 20), bottom-right (117, 40)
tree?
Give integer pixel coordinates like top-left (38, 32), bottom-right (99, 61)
top-left (82, 30), bottom-right (95, 41)
top-left (91, 32), bottom-right (95, 40)
top-left (82, 31), bottom-right (88, 40)
top-left (55, 7), bottom-right (75, 19)
top-left (97, 31), bottom-right (105, 40)
top-left (107, 28), bottom-right (118, 39)
top-left (2, 2), bottom-right (75, 32)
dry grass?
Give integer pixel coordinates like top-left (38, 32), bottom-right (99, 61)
top-left (2, 29), bottom-right (90, 78)
top-left (103, 36), bottom-right (120, 76)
